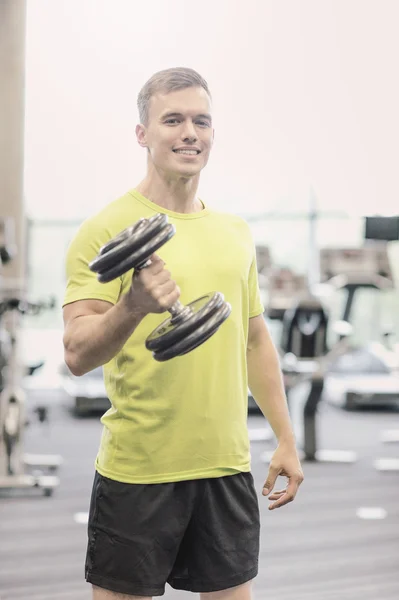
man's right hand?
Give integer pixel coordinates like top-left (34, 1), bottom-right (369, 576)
top-left (127, 254), bottom-right (181, 315)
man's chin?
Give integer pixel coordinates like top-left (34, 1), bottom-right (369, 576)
top-left (160, 160), bottom-right (205, 180)
top-left (174, 165), bottom-right (202, 179)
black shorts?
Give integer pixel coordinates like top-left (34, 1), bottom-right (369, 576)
top-left (85, 470), bottom-right (260, 597)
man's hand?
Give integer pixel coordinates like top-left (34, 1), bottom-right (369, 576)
top-left (262, 442), bottom-right (304, 510)
top-left (128, 254), bottom-right (181, 315)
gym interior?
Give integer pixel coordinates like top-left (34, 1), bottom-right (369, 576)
top-left (1, 2), bottom-right (398, 599)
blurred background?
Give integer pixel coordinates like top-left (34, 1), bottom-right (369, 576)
top-left (1, 1), bottom-right (399, 599)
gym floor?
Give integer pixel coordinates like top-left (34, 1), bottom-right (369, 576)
top-left (1, 389), bottom-right (398, 600)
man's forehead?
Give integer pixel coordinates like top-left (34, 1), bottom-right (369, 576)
top-left (149, 87), bottom-right (212, 117)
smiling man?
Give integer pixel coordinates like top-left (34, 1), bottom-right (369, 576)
top-left (62, 67), bottom-right (303, 600)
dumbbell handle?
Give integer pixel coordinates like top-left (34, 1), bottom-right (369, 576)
top-left (169, 301), bottom-right (194, 324)
top-left (169, 301), bottom-right (184, 316)
top-left (139, 260), bottom-right (191, 323)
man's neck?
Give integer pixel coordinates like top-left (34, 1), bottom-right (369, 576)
top-left (135, 169), bottom-right (203, 214)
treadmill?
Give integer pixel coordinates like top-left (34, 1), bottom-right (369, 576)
top-left (321, 216), bottom-right (399, 409)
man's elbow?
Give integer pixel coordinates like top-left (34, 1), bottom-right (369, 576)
top-left (64, 351), bottom-right (86, 377)
top-left (63, 338), bottom-right (86, 376)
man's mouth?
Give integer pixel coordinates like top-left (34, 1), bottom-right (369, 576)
top-left (173, 149), bottom-right (201, 155)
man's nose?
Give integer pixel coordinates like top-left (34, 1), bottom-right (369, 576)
top-left (181, 120), bottom-right (198, 142)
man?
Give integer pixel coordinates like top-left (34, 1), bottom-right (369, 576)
top-left (63, 67), bottom-right (303, 600)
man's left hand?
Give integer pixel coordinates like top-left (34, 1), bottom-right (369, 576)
top-left (262, 442), bottom-right (304, 510)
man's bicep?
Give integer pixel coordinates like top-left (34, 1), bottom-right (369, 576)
top-left (63, 298), bottom-right (114, 327)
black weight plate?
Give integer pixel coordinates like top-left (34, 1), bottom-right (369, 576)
top-left (101, 213), bottom-right (168, 258)
top-left (89, 214), bottom-right (171, 276)
top-left (146, 294), bottom-right (220, 352)
top-left (146, 292), bottom-right (226, 352)
top-left (96, 223), bottom-right (175, 283)
top-left (90, 219), bottom-right (148, 274)
top-left (152, 301), bottom-right (231, 361)
top-left (98, 218), bottom-right (147, 255)
top-left (172, 302), bottom-right (231, 356)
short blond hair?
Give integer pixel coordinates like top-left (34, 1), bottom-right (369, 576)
top-left (137, 67), bottom-right (211, 125)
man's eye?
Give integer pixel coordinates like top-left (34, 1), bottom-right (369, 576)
top-left (165, 119), bottom-right (180, 124)
top-left (196, 120), bottom-right (211, 128)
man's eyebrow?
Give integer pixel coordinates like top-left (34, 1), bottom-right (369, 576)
top-left (197, 113), bottom-right (212, 122)
top-left (161, 112), bottom-right (182, 120)
top-left (161, 112), bottom-right (212, 122)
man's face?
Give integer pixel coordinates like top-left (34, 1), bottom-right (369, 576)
top-left (136, 86), bottom-right (214, 179)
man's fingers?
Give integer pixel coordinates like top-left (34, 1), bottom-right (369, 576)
top-left (149, 253), bottom-right (164, 264)
top-left (146, 254), bottom-right (166, 274)
top-left (158, 286), bottom-right (181, 310)
top-left (133, 254), bottom-right (165, 278)
top-left (267, 489), bottom-right (286, 501)
top-left (262, 465), bottom-right (280, 496)
top-left (269, 491), bottom-right (295, 510)
top-left (268, 478), bottom-right (301, 510)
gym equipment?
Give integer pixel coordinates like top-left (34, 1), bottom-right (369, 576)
top-left (265, 267), bottom-right (308, 321)
top-left (319, 244), bottom-right (395, 322)
top-left (364, 217), bottom-right (399, 473)
top-left (0, 218), bottom-right (62, 496)
top-left (89, 213), bottom-right (231, 361)
top-left (281, 294), bottom-right (328, 358)
top-left (320, 243), bottom-right (399, 410)
top-left (261, 292), bottom-right (357, 464)
top-left (0, 297), bottom-right (62, 496)
top-left (364, 215), bottom-right (399, 242)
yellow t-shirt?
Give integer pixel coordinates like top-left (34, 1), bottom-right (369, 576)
top-left (63, 190), bottom-right (264, 484)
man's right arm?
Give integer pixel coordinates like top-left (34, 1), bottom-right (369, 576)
top-left (63, 254), bottom-right (181, 376)
top-left (63, 295), bottom-right (147, 376)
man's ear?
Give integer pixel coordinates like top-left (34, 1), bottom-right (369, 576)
top-left (136, 124), bottom-right (148, 148)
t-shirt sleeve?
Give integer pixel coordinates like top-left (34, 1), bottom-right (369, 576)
top-left (63, 218), bottom-right (122, 307)
top-left (248, 233), bottom-right (265, 319)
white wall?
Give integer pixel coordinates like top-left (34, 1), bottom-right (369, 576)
top-left (24, 0), bottom-right (399, 219)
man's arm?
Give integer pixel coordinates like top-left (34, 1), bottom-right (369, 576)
top-left (247, 314), bottom-right (304, 509)
top-left (63, 254), bottom-right (180, 376)
top-left (63, 296), bottom-right (147, 376)
top-left (247, 315), bottom-right (294, 442)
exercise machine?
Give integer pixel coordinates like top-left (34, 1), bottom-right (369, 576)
top-left (265, 267), bottom-right (308, 322)
top-left (320, 226), bottom-right (399, 410)
top-left (0, 218), bottom-right (62, 496)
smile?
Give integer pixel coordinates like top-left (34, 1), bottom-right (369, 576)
top-left (173, 149), bottom-right (200, 155)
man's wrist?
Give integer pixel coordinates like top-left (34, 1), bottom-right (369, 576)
top-left (120, 290), bottom-right (148, 321)
top-left (276, 430), bottom-right (296, 447)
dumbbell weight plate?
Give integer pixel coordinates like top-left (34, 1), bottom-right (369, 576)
top-left (96, 225), bottom-right (175, 283)
top-left (152, 300), bottom-right (231, 361)
top-left (91, 215), bottom-right (158, 269)
top-left (148, 302), bottom-right (231, 362)
top-left (89, 214), bottom-right (175, 283)
top-left (146, 292), bottom-right (229, 353)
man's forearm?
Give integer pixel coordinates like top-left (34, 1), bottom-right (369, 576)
top-left (64, 294), bottom-right (147, 376)
top-left (247, 338), bottom-right (295, 445)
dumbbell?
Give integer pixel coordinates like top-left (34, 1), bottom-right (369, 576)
top-left (89, 213), bottom-right (231, 361)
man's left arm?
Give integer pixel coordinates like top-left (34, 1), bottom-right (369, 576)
top-left (247, 314), bottom-right (304, 510)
